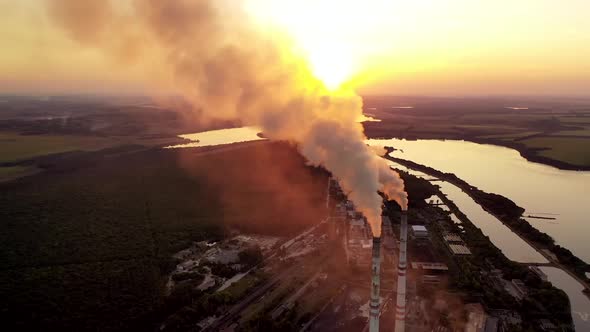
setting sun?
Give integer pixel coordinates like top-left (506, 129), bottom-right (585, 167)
top-left (305, 44), bottom-right (356, 89)
top-left (246, 0), bottom-right (385, 89)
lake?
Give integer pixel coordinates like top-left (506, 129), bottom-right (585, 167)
top-left (167, 127), bottom-right (265, 149)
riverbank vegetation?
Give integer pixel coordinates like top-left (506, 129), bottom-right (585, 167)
top-left (390, 171), bottom-right (574, 330)
top-left (387, 153), bottom-right (590, 284)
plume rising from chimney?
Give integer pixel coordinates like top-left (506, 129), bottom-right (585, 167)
top-left (45, 0), bottom-right (408, 236)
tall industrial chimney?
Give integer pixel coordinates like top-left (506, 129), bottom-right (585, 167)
top-left (369, 236), bottom-right (382, 332)
top-left (394, 210), bottom-right (408, 332)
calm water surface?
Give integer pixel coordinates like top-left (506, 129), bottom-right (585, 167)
top-left (369, 138), bottom-right (590, 263)
top-left (385, 159), bottom-right (547, 263)
top-left (438, 181), bottom-right (547, 263)
top-left (540, 267), bottom-right (590, 331)
top-left (167, 127), bottom-right (264, 148)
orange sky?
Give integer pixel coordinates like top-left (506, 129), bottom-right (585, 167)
top-left (1, 0), bottom-right (589, 96)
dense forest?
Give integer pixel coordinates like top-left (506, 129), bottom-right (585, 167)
top-left (0, 141), bottom-right (328, 331)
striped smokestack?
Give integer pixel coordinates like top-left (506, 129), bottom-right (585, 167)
top-left (369, 236), bottom-right (382, 332)
top-left (394, 210), bottom-right (408, 332)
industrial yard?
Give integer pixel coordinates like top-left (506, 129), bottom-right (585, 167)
top-left (155, 170), bottom-right (573, 332)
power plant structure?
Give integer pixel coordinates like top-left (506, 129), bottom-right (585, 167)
top-left (394, 210), bottom-right (408, 332)
top-left (369, 236), bottom-right (382, 332)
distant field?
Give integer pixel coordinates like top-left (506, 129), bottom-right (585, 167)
top-left (521, 137), bottom-right (590, 167)
top-left (550, 128), bottom-right (590, 136)
top-left (0, 166), bottom-right (39, 182)
top-left (559, 117), bottom-right (590, 124)
top-left (480, 131), bottom-right (540, 140)
top-left (0, 132), bottom-right (185, 164)
top-left (0, 132), bottom-right (116, 163)
top-left (363, 97), bottom-right (590, 168)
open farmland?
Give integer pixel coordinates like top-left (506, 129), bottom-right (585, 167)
top-left (0, 165), bottom-right (39, 182)
top-left (363, 96), bottom-right (590, 169)
top-left (0, 96), bottom-right (236, 166)
top-left (520, 137), bottom-right (590, 167)
top-left (0, 132), bottom-right (117, 163)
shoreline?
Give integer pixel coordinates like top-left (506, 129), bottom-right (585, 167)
top-left (469, 137), bottom-right (590, 171)
top-left (394, 168), bottom-right (575, 330)
top-left (381, 148), bottom-right (590, 291)
top-left (366, 134), bottom-right (590, 171)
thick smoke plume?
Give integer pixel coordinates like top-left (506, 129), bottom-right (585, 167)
top-left (46, 0), bottom-right (408, 236)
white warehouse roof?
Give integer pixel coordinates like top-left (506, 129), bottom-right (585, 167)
top-left (411, 225), bottom-right (427, 232)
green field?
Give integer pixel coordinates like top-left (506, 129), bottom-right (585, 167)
top-left (521, 137), bottom-right (590, 167)
top-left (0, 132), bottom-right (117, 163)
top-left (0, 132), bottom-right (184, 164)
top-left (560, 117), bottom-right (590, 124)
top-left (0, 166), bottom-right (39, 182)
top-left (479, 131), bottom-right (539, 139)
top-left (364, 99), bottom-right (590, 168)
top-left (551, 128), bottom-right (590, 136)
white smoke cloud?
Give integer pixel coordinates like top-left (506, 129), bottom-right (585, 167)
top-left (46, 0), bottom-right (408, 236)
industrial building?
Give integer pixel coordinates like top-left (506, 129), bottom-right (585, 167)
top-left (345, 218), bottom-right (373, 268)
top-left (504, 279), bottom-right (527, 301)
top-left (382, 216), bottom-right (397, 250)
top-left (411, 225), bottom-right (428, 239)
top-left (529, 266), bottom-right (548, 281)
top-left (448, 244), bottom-right (472, 255)
top-left (380, 216), bottom-right (397, 268)
top-left (410, 262), bottom-right (449, 285)
top-left (442, 232), bottom-right (473, 256)
top-left (443, 233), bottom-right (463, 243)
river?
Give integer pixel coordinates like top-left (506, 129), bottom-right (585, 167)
top-left (383, 159), bottom-right (547, 263)
top-left (387, 160), bottom-right (590, 331)
top-left (368, 138), bottom-right (590, 263)
top-left (439, 181), bottom-right (548, 263)
top-left (370, 138), bottom-right (590, 332)
top-left (540, 267), bottom-right (590, 331)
